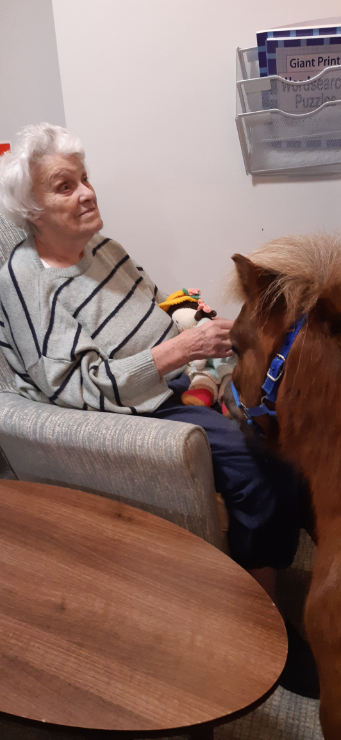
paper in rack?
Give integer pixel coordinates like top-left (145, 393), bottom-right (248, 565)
top-left (257, 23), bottom-right (341, 76)
top-left (266, 36), bottom-right (341, 79)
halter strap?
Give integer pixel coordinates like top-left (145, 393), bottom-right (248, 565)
top-left (231, 314), bottom-right (307, 429)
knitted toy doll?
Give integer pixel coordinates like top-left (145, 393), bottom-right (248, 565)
top-left (159, 289), bottom-right (235, 416)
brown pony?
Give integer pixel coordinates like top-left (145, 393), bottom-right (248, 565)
top-left (227, 233), bottom-right (341, 740)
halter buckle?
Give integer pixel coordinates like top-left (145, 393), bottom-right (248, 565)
top-left (266, 354), bottom-right (286, 383)
top-left (236, 395), bottom-right (251, 421)
top-left (238, 399), bottom-right (249, 420)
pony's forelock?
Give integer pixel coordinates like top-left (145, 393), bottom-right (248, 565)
top-left (226, 233), bottom-right (341, 323)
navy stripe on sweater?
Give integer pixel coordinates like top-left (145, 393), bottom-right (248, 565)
top-left (91, 276), bottom-right (143, 340)
top-left (0, 320), bottom-right (4, 328)
top-left (80, 368), bottom-right (87, 409)
top-left (92, 237), bottom-right (110, 256)
top-left (48, 349), bottom-right (100, 403)
top-left (104, 359), bottom-right (137, 414)
top-left (109, 298), bottom-right (156, 358)
top-left (0, 340), bottom-right (13, 350)
top-left (152, 318), bottom-right (174, 347)
top-left (8, 243), bottom-right (42, 358)
top-left (49, 356), bottom-right (83, 402)
top-left (73, 253), bottom-right (129, 319)
top-left (43, 277), bottom-right (74, 356)
top-left (70, 323), bottom-right (82, 361)
top-left (15, 370), bottom-right (40, 392)
top-left (104, 359), bottom-right (122, 406)
top-left (1, 301), bottom-right (25, 367)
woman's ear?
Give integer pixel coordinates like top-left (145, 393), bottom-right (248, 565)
top-left (29, 213), bottom-right (44, 228)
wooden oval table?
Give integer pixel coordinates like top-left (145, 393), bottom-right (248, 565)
top-left (0, 480), bottom-right (287, 737)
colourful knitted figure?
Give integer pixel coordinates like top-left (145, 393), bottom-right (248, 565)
top-left (159, 289), bottom-right (235, 415)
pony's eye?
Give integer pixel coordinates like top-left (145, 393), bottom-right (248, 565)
top-left (231, 345), bottom-right (240, 356)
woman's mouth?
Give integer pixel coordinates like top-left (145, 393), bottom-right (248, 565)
top-left (79, 207), bottom-right (96, 217)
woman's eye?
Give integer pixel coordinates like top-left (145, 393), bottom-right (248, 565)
top-left (59, 183), bottom-right (70, 193)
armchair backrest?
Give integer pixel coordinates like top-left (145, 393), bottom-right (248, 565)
top-left (0, 213), bottom-right (25, 266)
top-left (0, 214), bottom-right (26, 392)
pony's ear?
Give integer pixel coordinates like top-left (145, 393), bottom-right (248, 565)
top-left (232, 254), bottom-right (279, 301)
top-left (231, 254), bottom-right (258, 298)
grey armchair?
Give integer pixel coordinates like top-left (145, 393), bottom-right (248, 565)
top-left (0, 214), bottom-right (223, 548)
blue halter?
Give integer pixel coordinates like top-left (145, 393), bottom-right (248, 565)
top-left (231, 314), bottom-right (307, 430)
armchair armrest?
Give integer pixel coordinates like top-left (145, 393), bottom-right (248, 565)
top-left (0, 393), bottom-right (222, 548)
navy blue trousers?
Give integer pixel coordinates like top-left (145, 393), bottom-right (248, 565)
top-left (142, 374), bottom-right (300, 571)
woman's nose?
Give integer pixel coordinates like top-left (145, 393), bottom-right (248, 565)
top-left (78, 182), bottom-right (95, 201)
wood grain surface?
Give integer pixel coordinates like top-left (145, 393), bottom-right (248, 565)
top-left (0, 480), bottom-right (287, 732)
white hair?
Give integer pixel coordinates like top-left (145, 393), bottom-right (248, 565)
top-left (0, 122), bottom-right (86, 234)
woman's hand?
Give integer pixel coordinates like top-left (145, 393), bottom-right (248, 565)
top-left (151, 317), bottom-right (234, 378)
top-left (190, 318), bottom-right (234, 360)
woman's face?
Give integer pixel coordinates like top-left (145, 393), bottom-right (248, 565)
top-left (31, 153), bottom-right (103, 242)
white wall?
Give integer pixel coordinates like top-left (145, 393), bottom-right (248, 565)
top-left (52, 0), bottom-right (341, 317)
top-left (1, 0), bottom-right (65, 146)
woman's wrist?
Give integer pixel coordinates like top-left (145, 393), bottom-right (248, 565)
top-left (151, 329), bottom-right (196, 378)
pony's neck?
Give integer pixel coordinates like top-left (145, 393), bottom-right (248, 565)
top-left (276, 321), bottom-right (341, 533)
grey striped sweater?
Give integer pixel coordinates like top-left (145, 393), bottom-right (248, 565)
top-left (0, 232), bottom-right (182, 414)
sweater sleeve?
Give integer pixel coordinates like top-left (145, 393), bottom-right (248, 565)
top-left (0, 301), bottom-right (22, 371)
top-left (0, 301), bottom-right (50, 401)
top-left (28, 301), bottom-right (171, 414)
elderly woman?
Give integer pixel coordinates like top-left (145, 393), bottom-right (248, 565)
top-left (0, 124), bottom-right (301, 603)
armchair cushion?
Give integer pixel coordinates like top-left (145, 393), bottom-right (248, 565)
top-left (0, 392), bottom-right (222, 546)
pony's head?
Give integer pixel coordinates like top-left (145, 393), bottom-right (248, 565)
top-left (227, 233), bottom-right (341, 440)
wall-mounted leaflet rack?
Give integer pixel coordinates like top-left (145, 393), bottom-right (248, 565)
top-left (236, 47), bottom-right (341, 176)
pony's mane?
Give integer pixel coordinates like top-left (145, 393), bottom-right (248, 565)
top-left (227, 233), bottom-right (341, 323)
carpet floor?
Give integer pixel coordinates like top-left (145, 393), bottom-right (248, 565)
top-left (217, 529), bottom-right (321, 740)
